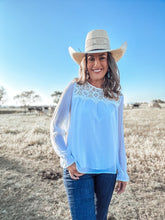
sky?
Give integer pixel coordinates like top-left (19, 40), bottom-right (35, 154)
top-left (0, 0), bottom-right (165, 105)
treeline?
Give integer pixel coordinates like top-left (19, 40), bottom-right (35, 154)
top-left (0, 86), bottom-right (62, 106)
top-left (152, 99), bottom-right (165, 104)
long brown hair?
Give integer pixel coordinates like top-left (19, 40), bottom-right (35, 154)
top-left (74, 52), bottom-right (121, 101)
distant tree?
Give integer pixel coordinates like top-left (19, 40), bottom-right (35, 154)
top-left (51, 91), bottom-right (62, 104)
top-left (14, 90), bottom-right (41, 112)
top-left (152, 99), bottom-right (165, 104)
top-left (0, 86), bottom-right (7, 105)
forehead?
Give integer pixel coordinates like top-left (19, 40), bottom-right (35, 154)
top-left (87, 52), bottom-right (108, 57)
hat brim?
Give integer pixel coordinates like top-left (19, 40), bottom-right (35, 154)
top-left (68, 41), bottom-right (127, 65)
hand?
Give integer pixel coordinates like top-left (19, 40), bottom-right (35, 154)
top-left (67, 163), bottom-right (85, 180)
top-left (115, 180), bottom-right (127, 194)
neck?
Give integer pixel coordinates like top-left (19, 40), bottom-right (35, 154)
top-left (88, 78), bottom-right (104, 88)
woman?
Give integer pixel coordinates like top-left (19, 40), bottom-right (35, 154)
top-left (50, 29), bottom-right (129, 220)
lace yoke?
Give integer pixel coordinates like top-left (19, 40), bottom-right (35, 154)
top-left (73, 81), bottom-right (120, 105)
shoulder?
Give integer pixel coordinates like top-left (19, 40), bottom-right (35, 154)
top-left (119, 93), bottom-right (124, 104)
top-left (64, 78), bottom-right (77, 92)
top-left (119, 92), bottom-right (124, 98)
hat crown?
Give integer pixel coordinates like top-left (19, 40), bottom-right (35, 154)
top-left (85, 29), bottom-right (111, 52)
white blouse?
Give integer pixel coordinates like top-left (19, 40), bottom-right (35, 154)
top-left (50, 79), bottom-right (129, 182)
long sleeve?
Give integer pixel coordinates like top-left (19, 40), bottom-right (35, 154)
top-left (116, 95), bottom-right (129, 182)
top-left (50, 80), bottom-right (75, 168)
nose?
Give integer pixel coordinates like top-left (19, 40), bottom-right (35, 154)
top-left (94, 58), bottom-right (100, 67)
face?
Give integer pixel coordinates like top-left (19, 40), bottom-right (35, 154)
top-left (87, 52), bottom-right (108, 82)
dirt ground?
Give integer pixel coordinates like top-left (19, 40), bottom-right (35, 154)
top-left (0, 107), bottom-right (165, 220)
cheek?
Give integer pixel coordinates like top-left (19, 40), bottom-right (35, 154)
top-left (104, 62), bottom-right (108, 72)
top-left (87, 63), bottom-right (92, 71)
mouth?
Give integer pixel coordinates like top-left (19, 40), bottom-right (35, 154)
top-left (92, 69), bottom-right (102, 73)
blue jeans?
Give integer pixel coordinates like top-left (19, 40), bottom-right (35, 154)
top-left (63, 168), bottom-right (117, 220)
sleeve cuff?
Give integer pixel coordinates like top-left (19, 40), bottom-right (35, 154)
top-left (60, 154), bottom-right (75, 169)
top-left (116, 172), bottom-right (129, 182)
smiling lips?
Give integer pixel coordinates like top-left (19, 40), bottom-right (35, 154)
top-left (93, 69), bottom-right (102, 73)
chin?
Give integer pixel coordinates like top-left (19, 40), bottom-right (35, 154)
top-left (91, 75), bottom-right (105, 81)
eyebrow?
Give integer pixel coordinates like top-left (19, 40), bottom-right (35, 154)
top-left (87, 53), bottom-right (107, 57)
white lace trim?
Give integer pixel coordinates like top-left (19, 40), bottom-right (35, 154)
top-left (73, 81), bottom-right (120, 105)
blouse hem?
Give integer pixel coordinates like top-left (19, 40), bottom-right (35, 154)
top-left (76, 165), bottom-right (117, 174)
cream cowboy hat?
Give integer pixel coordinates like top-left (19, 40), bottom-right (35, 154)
top-left (69, 29), bottom-right (127, 65)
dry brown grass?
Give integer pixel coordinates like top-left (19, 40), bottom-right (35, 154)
top-left (0, 107), bottom-right (165, 220)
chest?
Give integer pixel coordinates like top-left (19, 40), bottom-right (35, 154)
top-left (71, 82), bottom-right (120, 121)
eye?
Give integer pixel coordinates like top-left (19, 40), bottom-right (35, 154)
top-left (88, 57), bottom-right (95, 61)
top-left (100, 56), bottom-right (106, 60)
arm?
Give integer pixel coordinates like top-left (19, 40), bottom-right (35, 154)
top-left (116, 95), bottom-right (129, 182)
top-left (50, 80), bottom-right (75, 168)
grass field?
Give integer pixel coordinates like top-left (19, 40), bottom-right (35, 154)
top-left (0, 106), bottom-right (165, 220)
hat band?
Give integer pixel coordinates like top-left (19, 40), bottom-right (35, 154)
top-left (86, 49), bottom-right (109, 53)
top-left (85, 37), bottom-right (110, 52)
